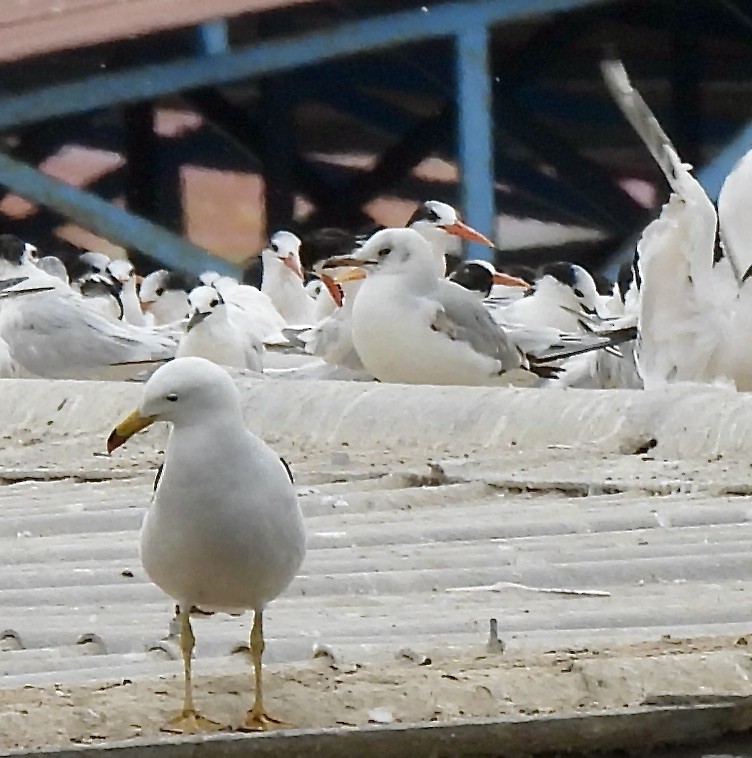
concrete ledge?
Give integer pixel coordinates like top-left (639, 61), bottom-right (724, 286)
top-left (0, 376), bottom-right (749, 459)
top-left (11, 702), bottom-right (752, 758)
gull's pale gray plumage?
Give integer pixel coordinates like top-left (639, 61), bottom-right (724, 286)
top-left (430, 278), bottom-right (525, 368)
top-left (138, 357), bottom-right (305, 613)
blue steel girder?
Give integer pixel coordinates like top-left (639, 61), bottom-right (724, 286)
top-left (0, 151), bottom-right (241, 278)
top-left (0, 0), bottom-right (613, 131)
top-left (456, 25), bottom-right (495, 261)
top-left (301, 83), bottom-right (416, 138)
top-left (0, 0), bottom-right (614, 273)
top-left (195, 19), bottom-right (230, 57)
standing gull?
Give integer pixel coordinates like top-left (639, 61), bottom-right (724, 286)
top-left (107, 358), bottom-right (305, 732)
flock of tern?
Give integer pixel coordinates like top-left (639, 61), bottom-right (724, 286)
top-left (0, 62), bottom-right (749, 391)
top-left (0, 202), bottom-right (632, 387)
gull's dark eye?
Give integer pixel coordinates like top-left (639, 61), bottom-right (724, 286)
top-left (209, 299), bottom-right (219, 307)
top-left (377, 248), bottom-right (391, 258)
top-left (573, 288), bottom-right (584, 298)
top-left (166, 393), bottom-right (178, 402)
top-left (155, 287), bottom-right (165, 296)
top-left (270, 243), bottom-right (278, 253)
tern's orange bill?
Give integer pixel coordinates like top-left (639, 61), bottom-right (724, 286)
top-left (492, 272), bottom-right (531, 289)
top-left (440, 221), bottom-right (494, 247)
top-left (319, 273), bottom-right (344, 307)
top-left (280, 254), bottom-right (304, 281)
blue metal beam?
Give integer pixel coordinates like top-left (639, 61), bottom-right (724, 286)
top-left (697, 120), bottom-right (752, 201)
top-left (0, 0), bottom-right (612, 131)
top-left (196, 19), bottom-right (230, 56)
top-left (456, 26), bottom-right (495, 261)
top-left (0, 151), bottom-right (240, 278)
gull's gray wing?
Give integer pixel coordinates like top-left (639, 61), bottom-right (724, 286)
top-left (433, 279), bottom-right (526, 369)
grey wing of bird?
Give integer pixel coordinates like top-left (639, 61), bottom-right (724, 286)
top-left (0, 277), bottom-right (27, 293)
top-left (434, 280), bottom-right (526, 368)
top-left (0, 288), bottom-right (176, 378)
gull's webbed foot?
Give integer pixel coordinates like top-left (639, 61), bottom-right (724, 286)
top-left (239, 708), bottom-right (288, 732)
top-left (161, 709), bottom-right (227, 734)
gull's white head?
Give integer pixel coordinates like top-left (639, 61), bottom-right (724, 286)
top-left (107, 258), bottom-right (136, 285)
top-left (323, 227), bottom-right (436, 283)
top-left (107, 357), bottom-right (241, 452)
top-left (262, 231), bottom-right (304, 281)
top-left (185, 285), bottom-right (225, 330)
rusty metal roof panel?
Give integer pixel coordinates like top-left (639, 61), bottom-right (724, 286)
top-left (0, 0), bottom-right (320, 63)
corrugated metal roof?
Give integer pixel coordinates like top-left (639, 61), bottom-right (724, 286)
top-left (3, 377), bottom-right (752, 750)
top-left (0, 0), bottom-right (319, 63)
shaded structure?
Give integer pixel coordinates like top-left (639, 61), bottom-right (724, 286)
top-left (0, 0), bottom-right (750, 274)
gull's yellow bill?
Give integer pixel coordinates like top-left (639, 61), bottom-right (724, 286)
top-left (107, 409), bottom-right (157, 454)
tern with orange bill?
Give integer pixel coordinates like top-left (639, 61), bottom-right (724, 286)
top-left (260, 231), bottom-right (317, 325)
top-left (406, 200), bottom-right (494, 276)
top-left (449, 259), bottom-right (531, 298)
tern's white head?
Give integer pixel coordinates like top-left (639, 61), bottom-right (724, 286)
top-left (408, 200), bottom-right (494, 247)
top-left (139, 270), bottom-right (170, 305)
top-left (449, 259), bottom-right (531, 297)
top-left (261, 231), bottom-right (304, 282)
top-left (107, 258), bottom-right (136, 285)
top-left (70, 252), bottom-right (111, 284)
top-left (36, 256), bottom-right (69, 283)
top-left (537, 262), bottom-right (601, 315)
top-left (139, 269), bottom-right (195, 324)
top-left (21, 242), bottom-right (38, 266)
top-left (185, 285), bottom-right (225, 331)
top-left (199, 270), bottom-right (222, 287)
top-left (0, 235), bottom-right (38, 271)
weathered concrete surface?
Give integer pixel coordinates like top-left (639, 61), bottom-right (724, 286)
top-left (2, 376), bottom-right (752, 754)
